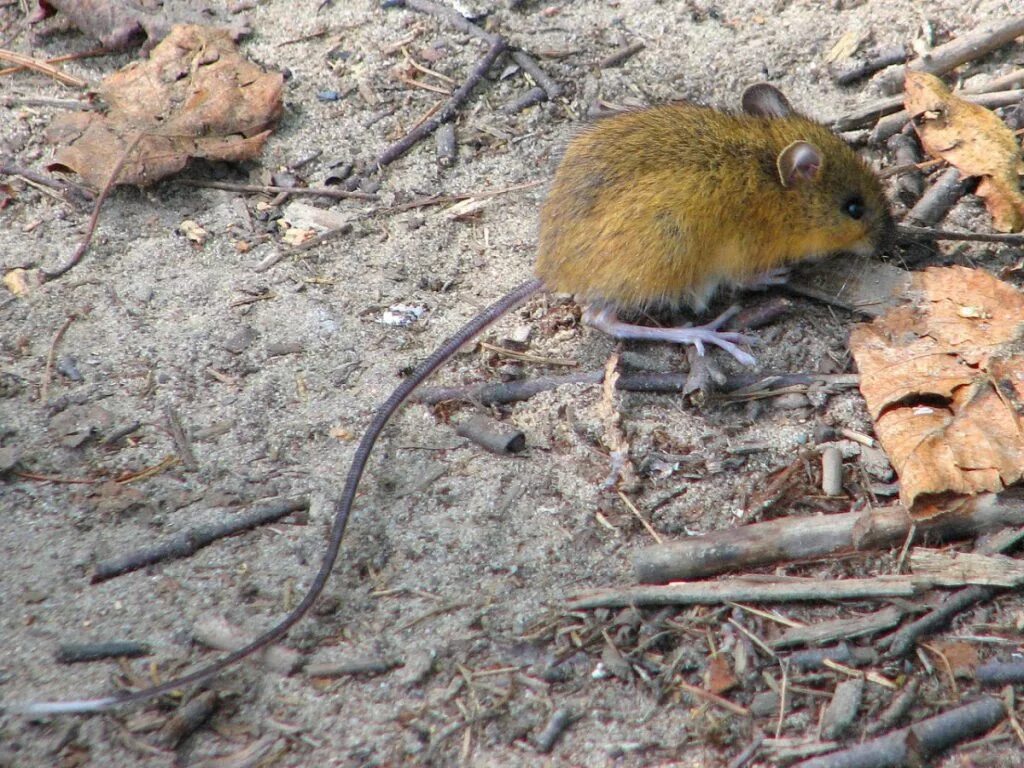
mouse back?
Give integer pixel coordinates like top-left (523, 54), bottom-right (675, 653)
top-left (534, 85), bottom-right (893, 313)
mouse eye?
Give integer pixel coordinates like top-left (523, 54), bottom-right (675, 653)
top-left (843, 195), bottom-right (866, 220)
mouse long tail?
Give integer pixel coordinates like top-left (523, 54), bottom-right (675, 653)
top-left (9, 277), bottom-right (544, 716)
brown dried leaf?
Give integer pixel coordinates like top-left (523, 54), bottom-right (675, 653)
top-left (704, 654), bottom-right (738, 695)
top-left (904, 70), bottom-right (1024, 232)
top-left (45, 24), bottom-right (282, 190)
top-left (930, 640), bottom-right (980, 678)
top-left (850, 266), bottom-right (1024, 514)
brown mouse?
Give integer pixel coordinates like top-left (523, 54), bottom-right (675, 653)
top-left (13, 83), bottom-right (892, 715)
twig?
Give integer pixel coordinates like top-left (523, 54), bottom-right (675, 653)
top-left (897, 223), bottom-right (1024, 245)
top-left (871, 88), bottom-right (1024, 143)
top-left (455, 415), bottom-right (526, 455)
top-left (599, 42), bottom-right (645, 69)
top-left (727, 732), bottom-right (765, 768)
top-left (401, 0), bottom-right (501, 45)
top-left (866, 677), bottom-right (920, 734)
top-left (304, 657), bottom-right (401, 678)
top-left (374, 37), bottom-right (507, 170)
top-left (535, 707), bottom-right (575, 753)
top-left (792, 697), bottom-right (1005, 768)
top-left (509, 50), bottom-right (562, 100)
top-left (0, 46), bottom-right (110, 79)
top-left (676, 680), bottom-right (749, 717)
top-left (0, 48), bottom-right (88, 87)
top-left (55, 642), bottom-right (151, 664)
top-left (42, 132), bottom-right (145, 282)
top-left (634, 492), bottom-right (1024, 583)
top-left (0, 95), bottom-right (94, 110)
top-left (771, 606), bottom-right (906, 649)
top-left (412, 370), bottom-right (859, 407)
top-left (164, 405), bottom-right (198, 472)
top-left (90, 497), bottom-right (309, 583)
top-left (901, 168), bottom-right (972, 228)
top-left (962, 67), bottom-right (1024, 94)
top-left (977, 661), bottom-right (1024, 686)
top-left (565, 575), bottom-right (924, 610)
top-left (176, 179), bottom-right (378, 201)
top-left (873, 16), bottom-right (1024, 94)
top-left (156, 691), bottom-right (218, 749)
top-left (40, 315), bottom-right (75, 403)
top-left (833, 45), bottom-right (908, 86)
top-left (834, 87), bottom-right (1024, 133)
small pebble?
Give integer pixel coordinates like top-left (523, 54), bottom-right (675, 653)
top-left (223, 326), bottom-right (256, 354)
top-left (56, 355), bottom-right (83, 381)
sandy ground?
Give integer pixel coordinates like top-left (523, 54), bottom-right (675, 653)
top-left (2, 0), bottom-right (1023, 765)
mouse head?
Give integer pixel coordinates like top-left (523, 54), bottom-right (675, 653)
top-left (743, 83), bottom-right (894, 261)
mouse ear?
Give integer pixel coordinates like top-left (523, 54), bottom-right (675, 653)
top-left (777, 141), bottom-right (823, 187)
top-left (741, 83), bottom-right (794, 118)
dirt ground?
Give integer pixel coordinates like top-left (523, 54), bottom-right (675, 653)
top-left (2, 0), bottom-right (1023, 766)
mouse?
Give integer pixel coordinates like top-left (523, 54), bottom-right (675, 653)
top-left (12, 83), bottom-right (893, 715)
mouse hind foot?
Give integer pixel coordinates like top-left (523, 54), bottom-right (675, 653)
top-left (583, 305), bottom-right (757, 366)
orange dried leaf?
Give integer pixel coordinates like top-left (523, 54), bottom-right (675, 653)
top-left (850, 266), bottom-right (1024, 514)
top-left (904, 71), bottom-right (1024, 232)
top-left (704, 654), bottom-right (738, 695)
top-left (45, 24), bottom-right (283, 190)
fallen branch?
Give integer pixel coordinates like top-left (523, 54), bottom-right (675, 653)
top-left (792, 697), bottom-right (1005, 768)
top-left (634, 493), bottom-right (1024, 584)
top-left (90, 497), bottom-right (309, 583)
top-left (565, 575), bottom-right (924, 610)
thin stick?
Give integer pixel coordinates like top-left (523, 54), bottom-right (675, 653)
top-left (374, 37), bottom-right (507, 170)
top-left (618, 491), bottom-right (663, 544)
top-left (40, 315), bottom-right (75, 403)
top-left (676, 680), bottom-right (749, 717)
top-left (42, 133), bottom-right (145, 282)
top-left (897, 224), bottom-right (1024, 245)
top-left (634, 493), bottom-right (1024, 583)
top-left (176, 179), bottom-right (378, 201)
top-left (565, 575), bottom-right (925, 610)
top-left (402, 0), bottom-right (501, 45)
top-left (412, 370), bottom-right (859, 406)
top-left (0, 48), bottom-right (88, 87)
top-left (0, 46), bottom-right (110, 78)
top-left (874, 17), bottom-right (1024, 93)
top-left (90, 497), bottom-right (309, 583)
top-left (834, 87), bottom-right (1024, 133)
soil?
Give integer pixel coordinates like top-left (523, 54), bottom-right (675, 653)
top-left (1, 1), bottom-right (1022, 766)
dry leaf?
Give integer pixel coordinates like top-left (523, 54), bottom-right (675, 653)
top-left (3, 268), bottom-right (40, 296)
top-left (850, 266), bottom-right (1024, 514)
top-left (929, 640), bottom-right (980, 679)
top-left (904, 71), bottom-right (1024, 232)
top-left (704, 654), bottom-right (738, 695)
top-left (46, 24), bottom-right (283, 190)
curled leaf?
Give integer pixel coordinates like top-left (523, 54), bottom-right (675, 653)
top-left (904, 70), bottom-right (1024, 232)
